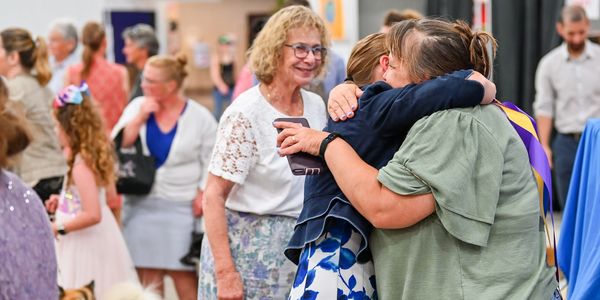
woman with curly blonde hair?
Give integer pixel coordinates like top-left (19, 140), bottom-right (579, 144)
top-left (45, 83), bottom-right (138, 299)
top-left (200, 5), bottom-right (328, 299)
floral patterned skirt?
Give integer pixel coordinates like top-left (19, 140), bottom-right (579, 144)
top-left (198, 209), bottom-right (297, 299)
top-left (288, 219), bottom-right (377, 300)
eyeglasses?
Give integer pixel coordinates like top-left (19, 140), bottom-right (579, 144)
top-left (284, 43), bottom-right (327, 59)
top-left (142, 76), bottom-right (169, 85)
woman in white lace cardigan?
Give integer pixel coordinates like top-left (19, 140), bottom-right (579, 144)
top-left (198, 6), bottom-right (328, 300)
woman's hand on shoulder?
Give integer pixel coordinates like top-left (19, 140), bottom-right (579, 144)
top-left (467, 71), bottom-right (496, 104)
top-left (274, 121), bottom-right (328, 157)
top-left (216, 270), bottom-right (244, 300)
top-left (327, 83), bottom-right (363, 121)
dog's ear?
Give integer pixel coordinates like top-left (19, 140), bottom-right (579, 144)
top-left (86, 280), bottom-right (95, 292)
top-left (58, 285), bottom-right (65, 298)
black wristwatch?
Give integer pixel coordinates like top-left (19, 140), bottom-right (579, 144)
top-left (319, 132), bottom-right (342, 160)
top-left (57, 223), bottom-right (68, 235)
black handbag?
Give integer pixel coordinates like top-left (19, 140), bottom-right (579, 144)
top-left (180, 230), bottom-right (204, 266)
top-left (114, 130), bottom-right (156, 195)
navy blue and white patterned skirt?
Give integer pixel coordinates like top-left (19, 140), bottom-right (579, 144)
top-left (288, 219), bottom-right (377, 300)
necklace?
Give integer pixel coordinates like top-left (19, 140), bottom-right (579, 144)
top-left (261, 84), bottom-right (304, 116)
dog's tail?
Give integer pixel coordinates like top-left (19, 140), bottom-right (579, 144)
top-left (103, 281), bottom-right (161, 300)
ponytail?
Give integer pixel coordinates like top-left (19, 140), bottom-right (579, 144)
top-left (386, 19), bottom-right (498, 83)
top-left (453, 21), bottom-right (497, 78)
top-left (0, 28), bottom-right (52, 86)
top-left (469, 31), bottom-right (497, 78)
top-left (32, 37), bottom-right (52, 86)
top-left (81, 45), bottom-right (94, 79)
top-left (80, 22), bottom-right (105, 79)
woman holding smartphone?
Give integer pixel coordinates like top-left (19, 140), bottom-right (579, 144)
top-left (199, 6), bottom-right (328, 299)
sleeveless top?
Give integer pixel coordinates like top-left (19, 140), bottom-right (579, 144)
top-left (220, 63), bottom-right (235, 87)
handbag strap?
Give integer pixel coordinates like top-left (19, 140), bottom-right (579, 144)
top-left (113, 129), bottom-right (144, 154)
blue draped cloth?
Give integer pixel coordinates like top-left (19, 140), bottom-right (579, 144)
top-left (558, 118), bottom-right (600, 300)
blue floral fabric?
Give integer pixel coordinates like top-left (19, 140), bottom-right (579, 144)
top-left (289, 219), bottom-right (377, 300)
top-left (198, 209), bottom-right (297, 300)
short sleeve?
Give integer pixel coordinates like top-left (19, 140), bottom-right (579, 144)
top-left (533, 57), bottom-right (555, 118)
top-left (208, 111), bottom-right (258, 184)
top-left (377, 109), bottom-right (504, 247)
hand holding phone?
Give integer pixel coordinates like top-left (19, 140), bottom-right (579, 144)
top-left (274, 117), bottom-right (324, 176)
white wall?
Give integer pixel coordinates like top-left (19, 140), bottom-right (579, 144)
top-left (0, 0), bottom-right (163, 61)
top-left (0, 0), bottom-right (104, 37)
top-left (1, 0), bottom-right (359, 63)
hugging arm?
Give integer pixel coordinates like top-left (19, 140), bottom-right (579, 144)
top-left (327, 70), bottom-right (495, 128)
top-left (274, 123), bottom-right (435, 229)
top-left (369, 70), bottom-right (489, 135)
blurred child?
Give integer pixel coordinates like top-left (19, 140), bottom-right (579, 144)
top-left (45, 83), bottom-right (138, 299)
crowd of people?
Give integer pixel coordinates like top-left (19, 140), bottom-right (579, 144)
top-left (5, 1), bottom-right (598, 300)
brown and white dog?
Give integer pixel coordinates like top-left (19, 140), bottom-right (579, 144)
top-left (59, 280), bottom-right (95, 300)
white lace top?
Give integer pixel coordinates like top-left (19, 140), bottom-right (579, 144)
top-left (209, 85), bottom-right (327, 217)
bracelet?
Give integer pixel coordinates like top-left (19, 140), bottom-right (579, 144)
top-left (319, 132), bottom-right (342, 160)
top-left (57, 222), bottom-right (68, 235)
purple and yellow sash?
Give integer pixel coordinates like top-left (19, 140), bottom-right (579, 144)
top-left (494, 100), bottom-right (558, 277)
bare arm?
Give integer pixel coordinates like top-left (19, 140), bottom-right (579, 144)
top-left (120, 97), bottom-right (159, 148)
top-left (203, 174), bottom-right (243, 299)
top-left (536, 115), bottom-right (554, 167)
top-left (324, 138), bottom-right (435, 228)
top-left (210, 53), bottom-right (229, 95)
top-left (120, 65), bottom-right (130, 100)
top-left (274, 122), bottom-right (435, 229)
top-left (52, 161), bottom-right (101, 234)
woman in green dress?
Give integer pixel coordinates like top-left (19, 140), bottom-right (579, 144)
top-left (276, 18), bottom-right (559, 300)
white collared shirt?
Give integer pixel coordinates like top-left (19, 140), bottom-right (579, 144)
top-left (534, 41), bottom-right (600, 133)
top-left (48, 51), bottom-right (80, 94)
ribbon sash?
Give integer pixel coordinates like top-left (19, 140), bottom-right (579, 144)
top-left (494, 100), bottom-right (558, 276)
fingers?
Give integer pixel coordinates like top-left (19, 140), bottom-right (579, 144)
top-left (328, 100), bottom-right (346, 121)
top-left (354, 87), bottom-right (364, 98)
top-left (279, 135), bottom-right (299, 150)
top-left (468, 71), bottom-right (496, 105)
top-left (274, 122), bottom-right (301, 145)
top-left (277, 140), bottom-right (305, 156)
top-left (45, 195), bottom-right (59, 213)
top-left (327, 84), bottom-right (361, 121)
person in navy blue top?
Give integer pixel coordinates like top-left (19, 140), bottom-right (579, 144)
top-left (276, 29), bottom-right (496, 299)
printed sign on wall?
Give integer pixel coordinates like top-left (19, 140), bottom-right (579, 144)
top-left (320, 0), bottom-right (345, 40)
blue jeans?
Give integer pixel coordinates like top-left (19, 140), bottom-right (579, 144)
top-left (212, 87), bottom-right (233, 121)
top-left (552, 133), bottom-right (579, 210)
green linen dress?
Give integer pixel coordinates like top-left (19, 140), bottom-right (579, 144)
top-left (372, 105), bottom-right (557, 300)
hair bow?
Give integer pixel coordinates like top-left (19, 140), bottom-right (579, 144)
top-left (53, 82), bottom-right (90, 108)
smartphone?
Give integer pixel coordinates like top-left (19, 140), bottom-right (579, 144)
top-left (274, 117), bottom-right (324, 176)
